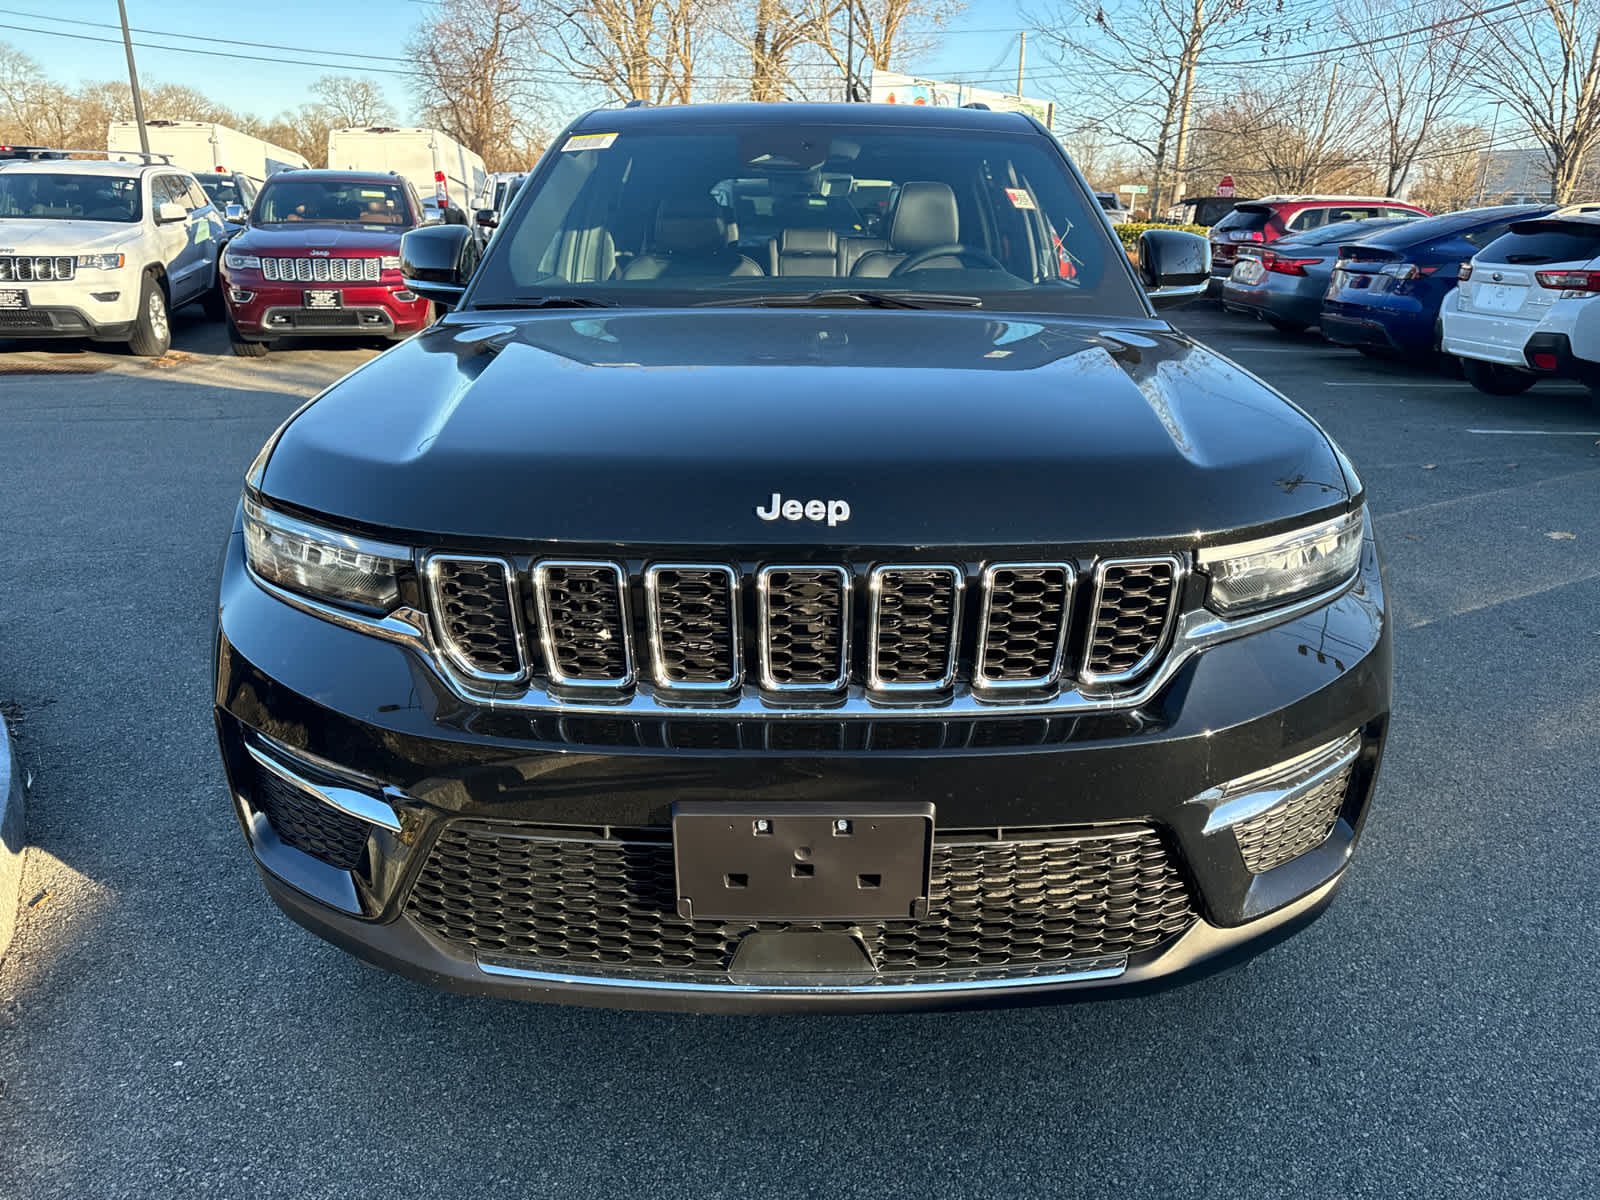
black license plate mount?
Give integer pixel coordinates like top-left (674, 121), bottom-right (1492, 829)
top-left (673, 800), bottom-right (934, 922)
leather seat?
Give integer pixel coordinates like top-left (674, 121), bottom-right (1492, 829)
top-left (768, 228), bottom-right (839, 276)
top-left (622, 196), bottom-right (764, 279)
top-left (851, 182), bottom-right (963, 278)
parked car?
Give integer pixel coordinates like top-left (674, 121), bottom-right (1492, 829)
top-left (1094, 191), bottom-right (1132, 225)
top-left (1208, 195), bottom-right (1430, 294)
top-left (1440, 204), bottom-right (1600, 403)
top-left (0, 155), bottom-right (225, 355)
top-left (1176, 195), bottom-right (1250, 228)
top-left (472, 170), bottom-right (528, 249)
top-left (1319, 205), bottom-right (1555, 357)
top-left (198, 170), bottom-right (262, 225)
top-left (214, 101), bottom-right (1389, 1012)
top-left (218, 169), bottom-right (437, 356)
top-left (1221, 217), bottom-right (1418, 332)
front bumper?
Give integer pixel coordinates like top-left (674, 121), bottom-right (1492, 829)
top-left (214, 530), bottom-right (1392, 1012)
top-left (224, 278), bottom-right (430, 340)
top-left (0, 275), bottom-right (140, 340)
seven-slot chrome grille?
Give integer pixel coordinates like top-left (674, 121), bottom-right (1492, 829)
top-left (0, 255), bottom-right (75, 282)
top-left (422, 555), bottom-right (1184, 705)
top-left (259, 256), bottom-right (381, 283)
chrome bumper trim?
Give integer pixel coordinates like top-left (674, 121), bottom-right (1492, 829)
top-left (244, 738), bottom-right (403, 834)
top-left (1196, 732), bottom-right (1363, 833)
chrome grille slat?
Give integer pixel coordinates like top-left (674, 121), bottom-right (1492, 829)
top-left (757, 566), bottom-right (849, 690)
top-left (868, 565), bottom-right (962, 690)
top-left (1082, 557), bottom-right (1182, 685)
top-left (260, 257), bottom-right (378, 284)
top-left (0, 255), bottom-right (74, 281)
top-left (976, 563), bottom-right (1074, 688)
top-left (535, 561), bottom-right (634, 687)
top-left (425, 555), bottom-right (525, 683)
top-left (645, 564), bottom-right (740, 689)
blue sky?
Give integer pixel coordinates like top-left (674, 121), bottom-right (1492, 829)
top-left (1, 0), bottom-right (1043, 123)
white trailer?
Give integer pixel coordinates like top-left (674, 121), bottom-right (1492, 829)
top-left (325, 127), bottom-right (487, 215)
top-left (107, 120), bottom-right (308, 183)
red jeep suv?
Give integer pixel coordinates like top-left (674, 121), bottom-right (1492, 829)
top-left (1208, 195), bottom-right (1430, 294)
top-left (221, 170), bottom-right (433, 355)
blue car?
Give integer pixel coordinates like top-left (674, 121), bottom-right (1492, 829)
top-left (1320, 204), bottom-right (1555, 354)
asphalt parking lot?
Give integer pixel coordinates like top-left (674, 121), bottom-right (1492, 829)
top-left (1, 303), bottom-right (1597, 1198)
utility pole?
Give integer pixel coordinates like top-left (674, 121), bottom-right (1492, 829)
top-left (1474, 101), bottom-right (1504, 205)
top-left (116, 0), bottom-right (150, 156)
top-left (844, 2), bottom-right (855, 102)
top-left (1016, 31), bottom-right (1026, 97)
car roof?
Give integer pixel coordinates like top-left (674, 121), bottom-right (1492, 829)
top-left (569, 101), bottom-right (1039, 134)
top-left (261, 169), bottom-right (411, 185)
top-left (1354, 204), bottom-right (1556, 247)
top-left (0, 158), bottom-right (163, 176)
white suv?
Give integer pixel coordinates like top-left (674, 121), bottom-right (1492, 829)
top-left (1441, 205), bottom-right (1600, 405)
top-left (0, 157), bottom-right (226, 356)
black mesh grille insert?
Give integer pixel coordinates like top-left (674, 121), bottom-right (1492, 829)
top-left (0, 311), bottom-right (54, 329)
top-left (761, 568), bottom-right (846, 687)
top-left (430, 558), bottom-right (522, 678)
top-left (253, 767), bottom-right (370, 871)
top-left (406, 824), bottom-right (1196, 977)
top-left (650, 566), bottom-right (738, 685)
top-left (1234, 763), bottom-right (1352, 874)
top-left (979, 566), bottom-right (1071, 684)
top-left (279, 310), bottom-right (365, 328)
top-left (1085, 560), bottom-right (1178, 679)
top-left (539, 564), bottom-right (631, 683)
top-left (871, 567), bottom-right (959, 686)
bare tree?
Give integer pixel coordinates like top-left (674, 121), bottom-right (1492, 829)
top-left (409, 0), bottom-right (546, 169)
top-left (1465, 0), bottom-right (1600, 202)
top-left (721, 0), bottom-right (821, 100)
top-left (1339, 0), bottom-right (1473, 196)
top-left (810, 0), bottom-right (963, 86)
top-left (311, 75), bottom-right (397, 128)
top-left (536, 0), bottom-right (708, 105)
top-left (1411, 121), bottom-right (1493, 211)
top-left (1031, 0), bottom-right (1259, 216)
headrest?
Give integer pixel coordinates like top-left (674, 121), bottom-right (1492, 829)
top-left (779, 228), bottom-right (837, 254)
top-left (890, 182), bottom-right (959, 251)
top-left (655, 195), bottom-right (727, 253)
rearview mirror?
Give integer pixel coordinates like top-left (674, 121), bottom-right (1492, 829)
top-left (1138, 229), bottom-right (1209, 308)
top-left (156, 201), bottom-right (187, 224)
top-left (224, 203), bottom-right (246, 224)
top-left (400, 224), bottom-right (479, 306)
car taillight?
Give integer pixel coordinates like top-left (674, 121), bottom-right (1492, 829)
top-left (1535, 269), bottom-right (1600, 292)
top-left (1266, 256), bottom-right (1322, 277)
top-left (1379, 262), bottom-right (1438, 280)
top-left (1458, 262), bottom-right (1473, 281)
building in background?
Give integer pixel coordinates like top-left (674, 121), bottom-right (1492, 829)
top-left (869, 70), bottom-right (1054, 130)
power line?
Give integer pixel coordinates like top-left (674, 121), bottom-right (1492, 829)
top-left (1197, 0), bottom-right (1541, 67)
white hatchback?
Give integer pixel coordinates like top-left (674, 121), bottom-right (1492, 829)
top-left (0, 156), bottom-right (226, 356)
top-left (1441, 205), bottom-right (1600, 403)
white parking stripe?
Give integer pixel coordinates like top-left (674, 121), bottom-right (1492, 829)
top-left (1466, 427), bottom-right (1600, 436)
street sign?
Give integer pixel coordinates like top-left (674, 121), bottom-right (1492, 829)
top-left (1118, 184), bottom-right (1149, 194)
top-left (1218, 175), bottom-right (1236, 197)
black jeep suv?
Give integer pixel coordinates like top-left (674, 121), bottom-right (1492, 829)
top-left (213, 103), bottom-right (1390, 1012)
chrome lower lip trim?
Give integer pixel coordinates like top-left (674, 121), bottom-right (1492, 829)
top-left (475, 954), bottom-right (1128, 994)
top-left (243, 738), bottom-right (403, 834)
top-left (245, 560), bottom-right (1364, 718)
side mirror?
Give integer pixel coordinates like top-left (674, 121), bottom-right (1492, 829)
top-left (1138, 228), bottom-right (1209, 308)
top-left (475, 208), bottom-right (498, 229)
top-left (400, 224), bottom-right (479, 306)
top-left (224, 203), bottom-right (246, 224)
top-left (156, 201), bottom-right (187, 224)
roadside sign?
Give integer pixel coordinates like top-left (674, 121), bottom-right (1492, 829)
top-left (1118, 184), bottom-right (1149, 194)
top-left (1218, 175), bottom-right (1236, 197)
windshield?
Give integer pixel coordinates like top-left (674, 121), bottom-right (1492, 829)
top-left (255, 179), bottom-right (413, 227)
top-left (469, 123), bottom-right (1139, 315)
top-left (201, 178), bottom-right (245, 209)
top-left (0, 173), bottom-right (141, 222)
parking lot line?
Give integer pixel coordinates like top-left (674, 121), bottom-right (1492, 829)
top-left (1466, 427), bottom-right (1600, 436)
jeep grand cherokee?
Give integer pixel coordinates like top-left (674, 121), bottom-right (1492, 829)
top-left (213, 103), bottom-right (1391, 1012)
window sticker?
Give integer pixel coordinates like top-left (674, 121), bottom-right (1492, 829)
top-left (1005, 188), bottom-right (1037, 211)
top-left (360, 189), bottom-right (386, 197)
top-left (562, 132), bottom-right (619, 152)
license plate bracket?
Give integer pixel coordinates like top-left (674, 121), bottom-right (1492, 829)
top-left (0, 289), bottom-right (27, 309)
top-left (673, 800), bottom-right (934, 922)
top-left (303, 289), bottom-right (342, 309)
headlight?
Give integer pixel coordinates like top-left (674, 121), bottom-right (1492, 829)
top-left (1199, 507), bottom-right (1364, 616)
top-left (225, 252), bottom-right (262, 270)
top-left (243, 498), bottom-right (408, 612)
top-left (380, 255), bottom-right (401, 270)
top-left (76, 253), bottom-right (125, 270)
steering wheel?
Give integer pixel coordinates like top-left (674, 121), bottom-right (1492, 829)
top-left (889, 244), bottom-right (1005, 275)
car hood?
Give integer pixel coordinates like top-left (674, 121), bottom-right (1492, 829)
top-left (233, 225), bottom-right (404, 253)
top-left (0, 221), bottom-right (137, 254)
top-left (260, 309), bottom-right (1352, 546)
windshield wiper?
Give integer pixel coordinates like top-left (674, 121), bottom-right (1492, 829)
top-left (478, 296), bottom-right (619, 309)
top-left (696, 290), bottom-right (983, 310)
